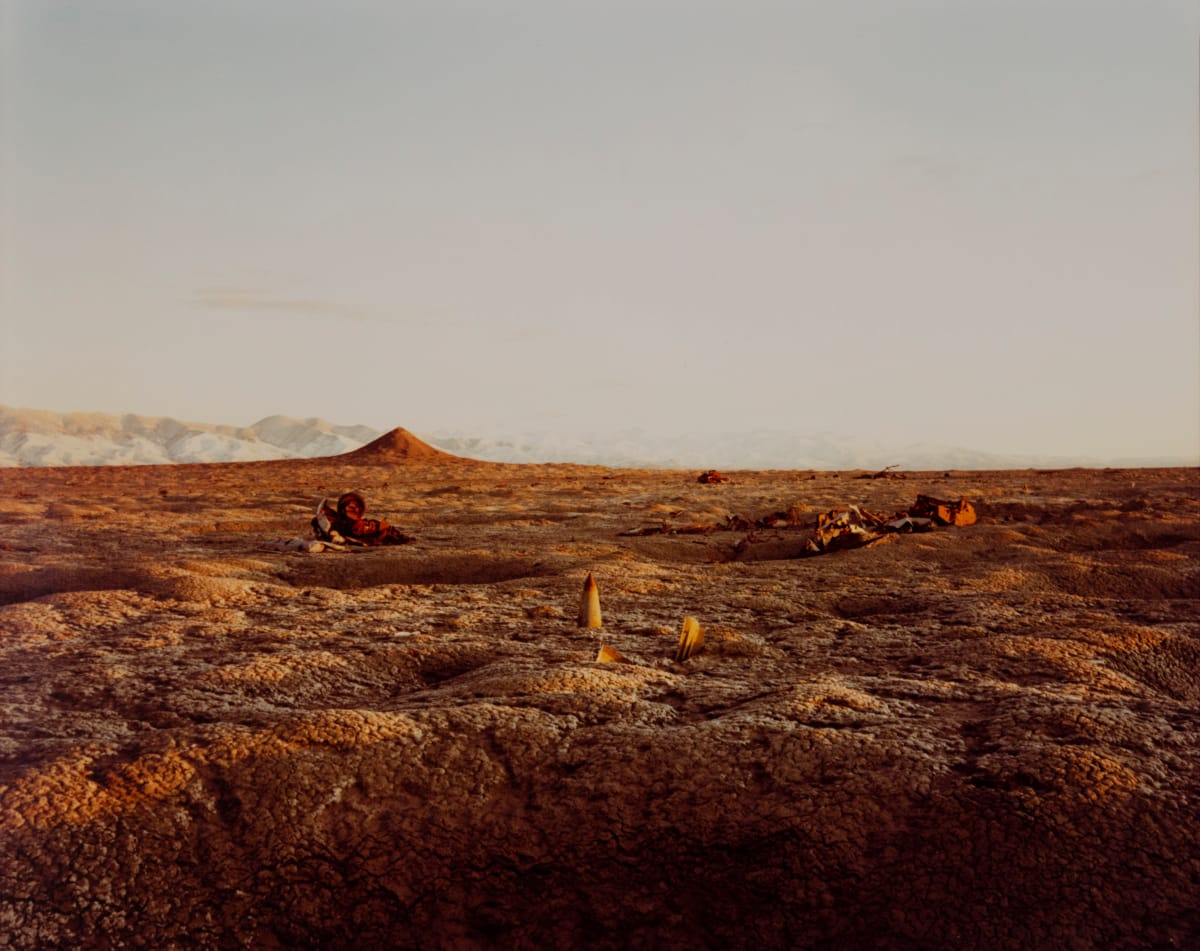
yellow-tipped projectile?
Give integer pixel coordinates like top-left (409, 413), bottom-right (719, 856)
top-left (595, 644), bottom-right (625, 663)
top-left (674, 616), bottom-right (705, 662)
top-left (577, 572), bottom-right (602, 628)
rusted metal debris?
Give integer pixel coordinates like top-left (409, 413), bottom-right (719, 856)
top-left (855, 465), bottom-right (905, 480)
top-left (804, 507), bottom-right (935, 555)
top-left (619, 494), bottom-right (978, 557)
top-left (910, 494), bottom-right (977, 526)
top-left (802, 495), bottom-right (975, 555)
top-left (806, 506), bottom-right (894, 554)
top-left (620, 523), bottom-right (697, 537)
top-left (619, 504), bottom-right (805, 537)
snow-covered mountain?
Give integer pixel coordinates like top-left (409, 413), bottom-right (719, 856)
top-left (0, 407), bottom-right (378, 467)
top-left (2, 406), bottom-right (1187, 469)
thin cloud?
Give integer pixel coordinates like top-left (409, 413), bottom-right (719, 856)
top-left (192, 287), bottom-right (368, 321)
top-left (493, 324), bottom-right (556, 345)
top-left (891, 153), bottom-right (961, 186)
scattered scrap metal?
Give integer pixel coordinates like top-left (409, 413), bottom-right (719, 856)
top-left (620, 493), bottom-right (977, 557)
top-left (909, 494), bottom-right (977, 527)
top-left (620, 504), bottom-right (805, 537)
top-left (855, 465), bottom-right (905, 480)
top-left (802, 494), bottom-right (977, 555)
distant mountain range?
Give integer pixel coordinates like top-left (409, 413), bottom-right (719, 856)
top-left (0, 407), bottom-right (376, 467)
top-left (424, 429), bottom-right (1030, 470)
top-left (0, 406), bottom-right (1190, 470)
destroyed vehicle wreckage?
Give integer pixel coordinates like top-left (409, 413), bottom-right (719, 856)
top-left (620, 494), bottom-right (977, 557)
top-left (805, 495), bottom-right (977, 555)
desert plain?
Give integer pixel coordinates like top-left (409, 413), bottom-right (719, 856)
top-left (0, 432), bottom-right (1197, 949)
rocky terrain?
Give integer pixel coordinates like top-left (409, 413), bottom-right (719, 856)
top-left (0, 433), bottom-right (1196, 948)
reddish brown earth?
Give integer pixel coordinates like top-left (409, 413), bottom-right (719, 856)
top-left (0, 449), bottom-right (1197, 949)
top-left (341, 427), bottom-right (460, 463)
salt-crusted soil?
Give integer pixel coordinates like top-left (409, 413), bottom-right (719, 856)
top-left (0, 447), bottom-right (1197, 949)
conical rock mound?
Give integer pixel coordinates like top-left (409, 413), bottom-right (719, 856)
top-left (339, 427), bottom-right (461, 462)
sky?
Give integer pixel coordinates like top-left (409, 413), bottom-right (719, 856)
top-left (2, 0), bottom-right (1198, 462)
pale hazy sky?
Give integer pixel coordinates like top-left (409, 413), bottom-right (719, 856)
top-left (3, 0), bottom-right (1198, 460)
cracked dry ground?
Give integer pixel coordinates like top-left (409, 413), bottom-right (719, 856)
top-left (0, 458), bottom-right (1197, 949)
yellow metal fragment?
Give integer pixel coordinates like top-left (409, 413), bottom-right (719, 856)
top-left (595, 644), bottom-right (625, 663)
top-left (674, 616), bottom-right (705, 662)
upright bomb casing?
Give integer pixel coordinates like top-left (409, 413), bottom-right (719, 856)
top-left (578, 572), bottom-right (602, 628)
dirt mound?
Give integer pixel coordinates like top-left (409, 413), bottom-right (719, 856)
top-left (338, 427), bottom-right (460, 462)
